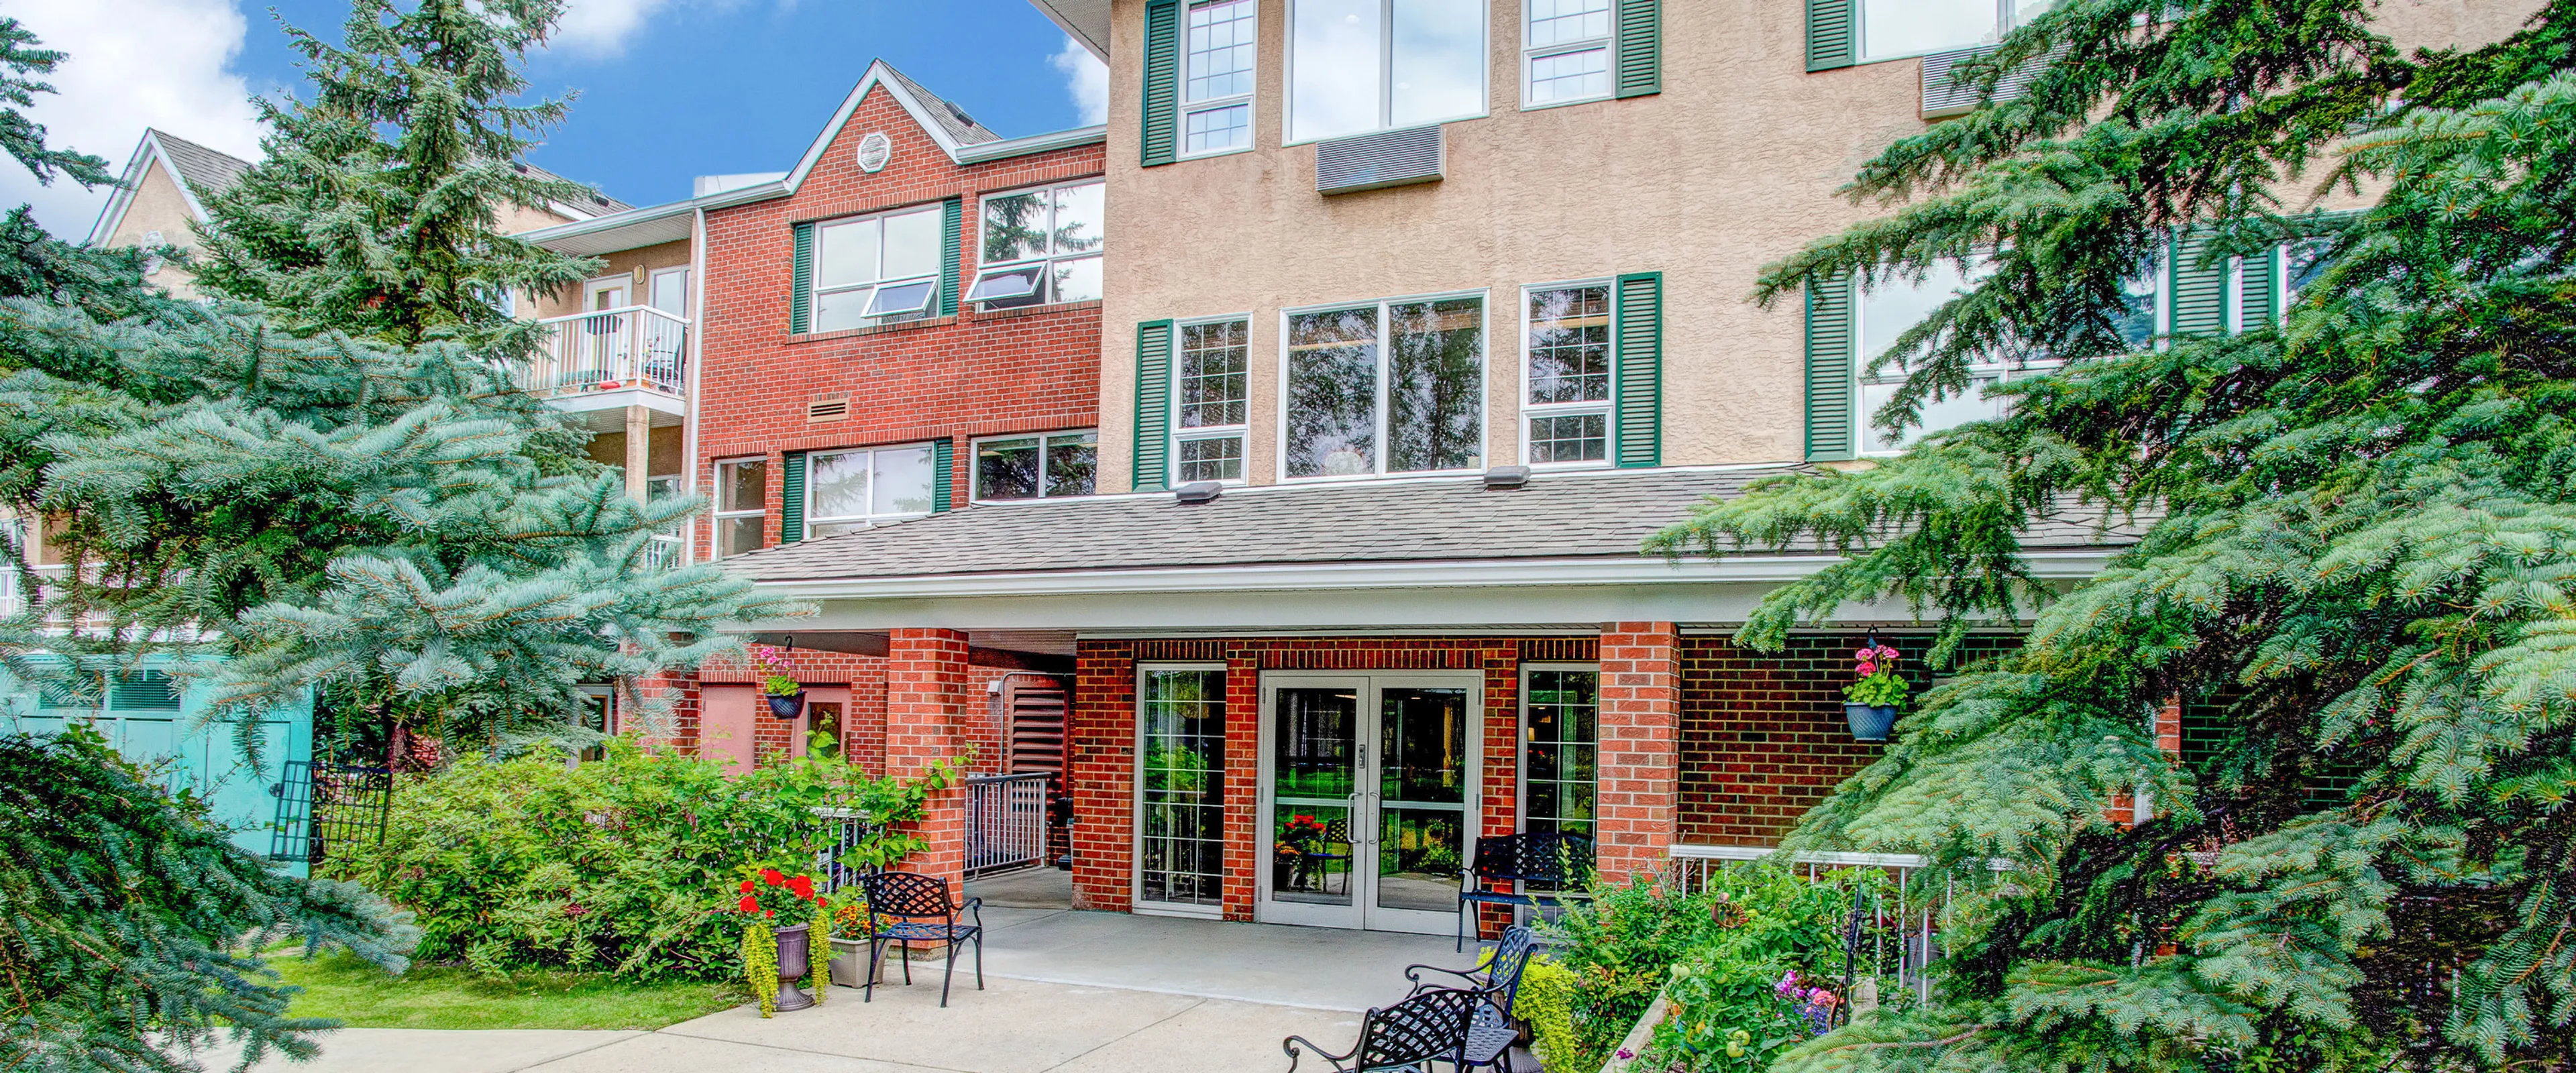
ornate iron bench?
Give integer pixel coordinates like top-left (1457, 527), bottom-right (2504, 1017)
top-left (1283, 985), bottom-right (1492, 1072)
top-left (1405, 924), bottom-right (1540, 1069)
top-left (1454, 832), bottom-right (1593, 951)
top-left (856, 871), bottom-right (985, 1007)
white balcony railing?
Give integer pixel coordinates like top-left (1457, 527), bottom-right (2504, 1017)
top-left (523, 305), bottom-right (688, 400)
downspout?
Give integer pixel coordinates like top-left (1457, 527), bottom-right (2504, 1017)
top-left (683, 205), bottom-right (709, 563)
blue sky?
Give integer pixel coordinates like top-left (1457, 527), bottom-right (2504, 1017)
top-left (5, 0), bottom-right (1106, 235)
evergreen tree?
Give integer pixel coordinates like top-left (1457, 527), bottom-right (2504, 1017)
top-left (193, 0), bottom-right (596, 355)
top-left (1648, 1), bottom-right (2576, 1069)
top-left (0, 19), bottom-right (111, 190)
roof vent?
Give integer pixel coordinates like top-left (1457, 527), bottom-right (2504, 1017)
top-left (856, 131), bottom-right (893, 174)
top-left (1316, 124), bottom-right (1444, 195)
top-left (1173, 481), bottom-right (1224, 505)
top-left (1483, 465), bottom-right (1532, 490)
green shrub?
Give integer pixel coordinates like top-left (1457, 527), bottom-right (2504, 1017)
top-left (326, 738), bottom-right (956, 981)
top-left (1542, 876), bottom-right (1725, 1070)
top-left (1515, 957), bottom-right (1584, 1072)
top-left (1652, 866), bottom-right (1897, 1072)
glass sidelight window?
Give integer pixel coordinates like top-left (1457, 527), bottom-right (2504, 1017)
top-left (1521, 667), bottom-right (1597, 836)
top-left (1284, 295), bottom-right (1485, 479)
top-left (1139, 667), bottom-right (1228, 909)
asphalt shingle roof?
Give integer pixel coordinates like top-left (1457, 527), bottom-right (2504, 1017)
top-left (881, 65), bottom-right (1004, 148)
top-left (722, 467), bottom-right (2137, 583)
top-left (148, 129), bottom-right (251, 200)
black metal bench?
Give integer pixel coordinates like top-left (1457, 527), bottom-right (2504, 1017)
top-left (1284, 985), bottom-right (1488, 1072)
top-left (1454, 832), bottom-right (1593, 951)
top-left (1406, 925), bottom-right (1541, 1069)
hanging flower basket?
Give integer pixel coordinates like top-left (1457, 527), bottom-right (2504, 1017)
top-left (1844, 703), bottom-right (1898, 742)
top-left (1841, 639), bottom-right (1910, 742)
top-left (765, 691), bottom-right (806, 720)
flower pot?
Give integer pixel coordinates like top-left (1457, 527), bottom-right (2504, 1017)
top-left (1845, 703), bottom-right (1898, 742)
top-left (771, 923), bottom-right (815, 1012)
top-left (828, 937), bottom-right (870, 989)
top-left (765, 691), bottom-right (805, 720)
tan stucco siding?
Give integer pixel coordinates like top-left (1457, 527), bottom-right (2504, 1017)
top-left (101, 160), bottom-right (209, 300)
top-left (1096, 0), bottom-right (2538, 492)
top-left (528, 238), bottom-right (693, 321)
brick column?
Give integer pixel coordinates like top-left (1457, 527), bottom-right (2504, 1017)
top-left (886, 628), bottom-right (969, 889)
top-left (1597, 623), bottom-right (1680, 885)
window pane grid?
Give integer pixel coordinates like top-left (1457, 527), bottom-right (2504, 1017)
top-left (1185, 0), bottom-right (1256, 101)
top-left (1523, 285), bottom-right (1611, 465)
top-left (1174, 319), bottom-right (1250, 484)
top-left (1523, 669), bottom-right (1597, 838)
top-left (1138, 669), bottom-right (1227, 907)
top-left (1184, 103), bottom-right (1251, 154)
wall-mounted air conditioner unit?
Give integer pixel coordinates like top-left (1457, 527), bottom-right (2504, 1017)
top-left (1921, 45), bottom-right (2058, 120)
top-left (1316, 125), bottom-right (1444, 195)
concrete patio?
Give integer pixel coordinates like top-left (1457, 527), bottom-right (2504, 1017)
top-left (214, 893), bottom-right (1489, 1073)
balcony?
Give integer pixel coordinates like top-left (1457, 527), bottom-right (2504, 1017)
top-left (521, 305), bottom-right (689, 416)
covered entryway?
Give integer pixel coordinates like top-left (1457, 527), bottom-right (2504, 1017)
top-left (1256, 671), bottom-right (1480, 934)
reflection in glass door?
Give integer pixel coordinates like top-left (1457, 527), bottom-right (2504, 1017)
top-left (1138, 667), bottom-right (1228, 912)
top-left (1259, 673), bottom-right (1479, 934)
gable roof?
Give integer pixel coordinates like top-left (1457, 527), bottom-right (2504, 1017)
top-left (84, 128), bottom-right (252, 245)
top-left (779, 60), bottom-right (1033, 193)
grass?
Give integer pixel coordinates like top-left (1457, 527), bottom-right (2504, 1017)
top-left (266, 948), bottom-right (747, 1031)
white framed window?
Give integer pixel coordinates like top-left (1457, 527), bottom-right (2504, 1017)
top-left (1182, 0), bottom-right (1257, 156)
top-left (967, 180), bottom-right (1105, 309)
top-left (1287, 0), bottom-right (1488, 144)
top-left (1135, 663), bottom-right (1228, 913)
top-left (1855, 256), bottom-right (2076, 455)
top-left (1523, 0), bottom-right (1613, 107)
top-left (1521, 282), bottom-right (1612, 467)
top-left (713, 457), bottom-right (766, 558)
top-left (1176, 318), bottom-right (1252, 484)
top-left (1280, 292), bottom-right (1485, 479)
top-left (1519, 664), bottom-right (1597, 838)
top-left (974, 431), bottom-right (1099, 501)
top-left (805, 443), bottom-right (936, 536)
top-left (810, 204), bottom-right (945, 333)
top-left (1860, 0), bottom-right (2055, 62)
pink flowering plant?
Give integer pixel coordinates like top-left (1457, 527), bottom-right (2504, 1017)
top-left (747, 643), bottom-right (801, 697)
top-left (1841, 641), bottom-right (1909, 709)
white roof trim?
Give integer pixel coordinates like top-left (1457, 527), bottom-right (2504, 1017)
top-left (749, 549), bottom-right (2118, 602)
top-left (783, 61), bottom-right (967, 191)
top-left (1023, 0), bottom-right (1110, 60)
top-left (85, 130), bottom-right (214, 248)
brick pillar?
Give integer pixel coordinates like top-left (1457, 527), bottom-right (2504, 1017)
top-left (887, 628), bottom-right (969, 889)
top-left (1597, 622), bottom-right (1680, 885)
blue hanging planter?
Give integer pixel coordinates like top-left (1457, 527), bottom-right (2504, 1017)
top-left (766, 691), bottom-right (806, 720)
top-left (1845, 703), bottom-right (1898, 742)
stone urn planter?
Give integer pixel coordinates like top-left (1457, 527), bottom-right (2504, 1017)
top-left (765, 690), bottom-right (805, 720)
top-left (1844, 703), bottom-right (1898, 742)
top-left (771, 923), bottom-right (816, 1011)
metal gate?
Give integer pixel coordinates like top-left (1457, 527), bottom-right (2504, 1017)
top-left (268, 760), bottom-right (392, 865)
top-left (962, 772), bottom-right (1051, 877)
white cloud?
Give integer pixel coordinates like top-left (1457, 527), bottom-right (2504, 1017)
top-left (551, 0), bottom-right (674, 57)
top-left (0, 0), bottom-right (264, 240)
top-left (1051, 35), bottom-right (1107, 126)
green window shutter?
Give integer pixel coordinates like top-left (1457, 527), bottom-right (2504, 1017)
top-left (1804, 273), bottom-right (1856, 462)
top-left (939, 198), bottom-right (963, 317)
top-left (1613, 0), bottom-right (1662, 98)
top-left (1613, 273), bottom-right (1664, 469)
top-left (1132, 320), bottom-right (1175, 492)
top-left (779, 451), bottom-right (807, 544)
top-left (1140, 0), bottom-right (1181, 167)
top-left (932, 438), bottom-right (955, 512)
top-left (1807, 0), bottom-right (1855, 72)
top-left (2237, 244), bottom-right (2278, 331)
top-left (789, 223), bottom-right (814, 334)
top-left (2168, 228), bottom-right (2229, 337)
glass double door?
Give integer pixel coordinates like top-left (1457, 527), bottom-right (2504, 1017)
top-left (1258, 673), bottom-right (1478, 933)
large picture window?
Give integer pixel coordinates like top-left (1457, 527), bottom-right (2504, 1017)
top-left (714, 458), bottom-right (765, 557)
top-left (1285, 295), bottom-right (1484, 479)
top-left (811, 205), bottom-right (945, 333)
top-left (974, 431), bottom-right (1097, 501)
top-left (1860, 0), bottom-right (2055, 62)
top-left (1855, 256), bottom-right (2084, 455)
top-left (805, 443), bottom-right (936, 536)
top-left (1183, 0), bottom-right (1256, 155)
top-left (1177, 319), bottom-right (1250, 483)
top-left (1138, 667), bottom-right (1227, 909)
top-left (1523, 284), bottom-right (1611, 465)
top-left (969, 180), bottom-right (1105, 309)
top-left (1521, 667), bottom-right (1596, 837)
top-left (1289, 0), bottom-right (1487, 143)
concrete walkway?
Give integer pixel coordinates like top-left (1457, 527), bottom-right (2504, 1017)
top-left (211, 907), bottom-right (1481, 1073)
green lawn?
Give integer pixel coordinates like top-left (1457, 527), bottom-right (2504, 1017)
top-left (268, 949), bottom-right (746, 1031)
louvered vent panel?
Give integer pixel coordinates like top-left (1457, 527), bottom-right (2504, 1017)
top-left (1921, 44), bottom-right (2060, 119)
top-left (806, 394), bottom-right (849, 422)
top-left (1315, 125), bottom-right (1444, 195)
top-left (1004, 679), bottom-right (1069, 777)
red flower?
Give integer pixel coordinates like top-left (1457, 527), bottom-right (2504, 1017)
top-left (786, 875), bottom-right (815, 900)
top-left (737, 895), bottom-right (759, 913)
top-left (739, 879), bottom-right (753, 894)
top-left (764, 909), bottom-right (775, 918)
top-left (760, 867), bottom-right (786, 885)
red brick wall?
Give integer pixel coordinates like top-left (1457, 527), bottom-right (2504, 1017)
top-left (1596, 624), bottom-right (1680, 884)
top-left (886, 629), bottom-right (971, 887)
top-left (692, 80), bottom-right (1105, 559)
top-left (1674, 632), bottom-right (2018, 845)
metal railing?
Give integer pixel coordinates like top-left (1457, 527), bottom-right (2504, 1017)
top-left (640, 532), bottom-right (684, 571)
top-left (1665, 845), bottom-right (1952, 1006)
top-left (268, 760), bottom-right (393, 865)
top-left (963, 773), bottom-right (1051, 877)
top-left (816, 809), bottom-right (881, 895)
top-left (522, 305), bottom-right (688, 400)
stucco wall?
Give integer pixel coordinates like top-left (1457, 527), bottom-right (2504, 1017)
top-left (1095, 0), bottom-right (2541, 491)
top-left (529, 237), bottom-right (695, 321)
top-left (101, 160), bottom-right (209, 300)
